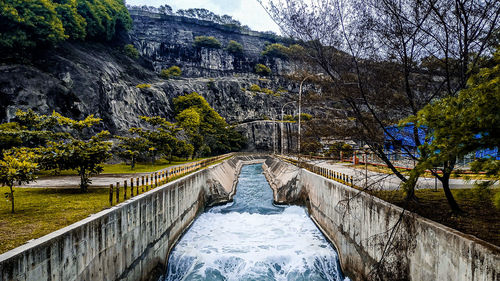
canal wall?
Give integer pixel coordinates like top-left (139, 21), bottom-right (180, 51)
top-left (263, 157), bottom-right (500, 281)
top-left (0, 155), bottom-right (266, 281)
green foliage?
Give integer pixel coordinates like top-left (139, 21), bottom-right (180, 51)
top-left (136, 83), bottom-right (151, 89)
top-left (494, 192), bottom-right (500, 210)
top-left (255, 63), bottom-right (271, 76)
top-left (0, 109), bottom-right (110, 192)
top-left (131, 116), bottom-right (192, 162)
top-left (0, 149), bottom-right (38, 213)
top-left (117, 135), bottom-right (150, 169)
top-left (194, 36), bottom-right (221, 49)
top-left (0, 109), bottom-right (100, 154)
top-left (37, 131), bottom-right (112, 192)
top-left (160, 66), bottom-right (182, 79)
top-left (283, 114), bottom-right (294, 121)
top-left (402, 48), bottom-right (500, 211)
top-left (249, 84), bottom-right (261, 92)
top-left (173, 92), bottom-right (245, 156)
top-left (408, 48), bottom-right (500, 171)
top-left (226, 40), bottom-right (243, 54)
top-left (261, 43), bottom-right (289, 59)
top-left (0, 0), bottom-right (131, 52)
top-left (76, 0), bottom-right (132, 41)
top-left (0, 0), bottom-right (67, 50)
top-left (55, 0), bottom-right (87, 40)
top-left (124, 44), bottom-right (139, 59)
top-left (295, 113), bottom-right (313, 121)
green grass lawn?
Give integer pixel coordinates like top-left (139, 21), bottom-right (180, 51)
top-left (36, 157), bottom-right (209, 177)
top-left (0, 187), bottom-right (110, 253)
top-left (369, 188), bottom-right (500, 246)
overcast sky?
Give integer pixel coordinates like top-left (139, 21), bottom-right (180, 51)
top-left (125, 0), bottom-right (281, 34)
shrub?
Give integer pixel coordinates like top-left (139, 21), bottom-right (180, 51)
top-left (255, 64), bottom-right (271, 76)
top-left (161, 66), bottom-right (182, 78)
top-left (262, 43), bottom-right (289, 59)
top-left (136, 83), bottom-right (151, 89)
top-left (283, 114), bottom-right (294, 121)
top-left (249, 84), bottom-right (261, 92)
top-left (194, 36), bottom-right (221, 48)
top-left (262, 88), bottom-right (275, 95)
top-left (226, 40), bottom-right (243, 54)
top-left (294, 113), bottom-right (313, 121)
top-left (124, 44), bottom-right (139, 59)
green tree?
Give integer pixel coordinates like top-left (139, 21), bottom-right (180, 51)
top-left (117, 135), bottom-right (150, 169)
top-left (132, 116), bottom-right (192, 162)
top-left (161, 66), bottom-right (182, 78)
top-left (37, 131), bottom-right (112, 192)
top-left (76, 0), bottom-right (132, 41)
top-left (0, 109), bottom-right (100, 153)
top-left (261, 43), bottom-right (289, 59)
top-left (226, 40), bottom-right (243, 54)
top-left (0, 109), bottom-right (108, 193)
top-left (173, 92), bottom-right (245, 156)
top-left (0, 149), bottom-right (38, 213)
top-left (54, 0), bottom-right (87, 40)
top-left (124, 44), bottom-right (139, 59)
top-left (255, 64), bottom-right (271, 76)
top-left (194, 36), bottom-right (221, 49)
top-left (406, 48), bottom-right (500, 212)
top-left (0, 0), bottom-right (67, 50)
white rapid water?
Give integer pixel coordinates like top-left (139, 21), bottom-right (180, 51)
top-left (161, 164), bottom-right (349, 281)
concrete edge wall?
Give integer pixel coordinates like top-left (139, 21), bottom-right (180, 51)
top-left (0, 156), bottom-right (267, 281)
top-left (262, 157), bottom-right (500, 281)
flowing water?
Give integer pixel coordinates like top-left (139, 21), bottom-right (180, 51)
top-left (161, 164), bottom-right (349, 281)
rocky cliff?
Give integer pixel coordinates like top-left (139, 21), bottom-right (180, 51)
top-left (128, 9), bottom-right (293, 77)
top-left (0, 10), bottom-right (301, 151)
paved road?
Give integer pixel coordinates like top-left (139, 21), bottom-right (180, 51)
top-left (20, 162), bottom-right (188, 189)
top-left (309, 160), bottom-right (498, 190)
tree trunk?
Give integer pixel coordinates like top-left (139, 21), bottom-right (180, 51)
top-left (9, 185), bottom-right (14, 213)
top-left (131, 156), bottom-right (136, 169)
top-left (80, 169), bottom-right (88, 193)
top-left (439, 159), bottom-right (462, 214)
top-left (441, 172), bottom-right (462, 214)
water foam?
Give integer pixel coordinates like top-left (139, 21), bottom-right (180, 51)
top-left (162, 164), bottom-right (349, 281)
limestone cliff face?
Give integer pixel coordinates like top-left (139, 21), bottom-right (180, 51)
top-left (0, 11), bottom-right (299, 151)
top-left (236, 121), bottom-right (298, 153)
top-left (128, 9), bottom-right (292, 77)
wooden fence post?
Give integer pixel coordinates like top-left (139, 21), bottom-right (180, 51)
top-left (130, 178), bottom-right (134, 197)
top-left (123, 180), bottom-right (127, 200)
top-left (116, 182), bottom-right (120, 204)
top-left (109, 184), bottom-right (113, 206)
top-left (136, 178), bottom-right (139, 195)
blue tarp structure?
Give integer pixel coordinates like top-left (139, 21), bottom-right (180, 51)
top-left (384, 124), bottom-right (499, 160)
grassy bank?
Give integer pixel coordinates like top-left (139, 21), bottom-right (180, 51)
top-left (369, 188), bottom-right (500, 246)
top-left (0, 187), bottom-right (110, 253)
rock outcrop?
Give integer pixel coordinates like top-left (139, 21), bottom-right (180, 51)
top-left (0, 10), bottom-right (301, 151)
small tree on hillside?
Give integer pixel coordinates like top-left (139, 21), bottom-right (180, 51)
top-left (194, 36), bottom-right (222, 48)
top-left (161, 66), bottom-right (182, 78)
top-left (0, 149), bottom-right (38, 213)
top-left (226, 40), bottom-right (244, 54)
top-left (255, 64), bottom-right (271, 76)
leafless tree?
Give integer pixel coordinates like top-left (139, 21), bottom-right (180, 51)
top-left (260, 0), bottom-right (500, 212)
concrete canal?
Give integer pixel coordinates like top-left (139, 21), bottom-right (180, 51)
top-left (161, 164), bottom-right (348, 281)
